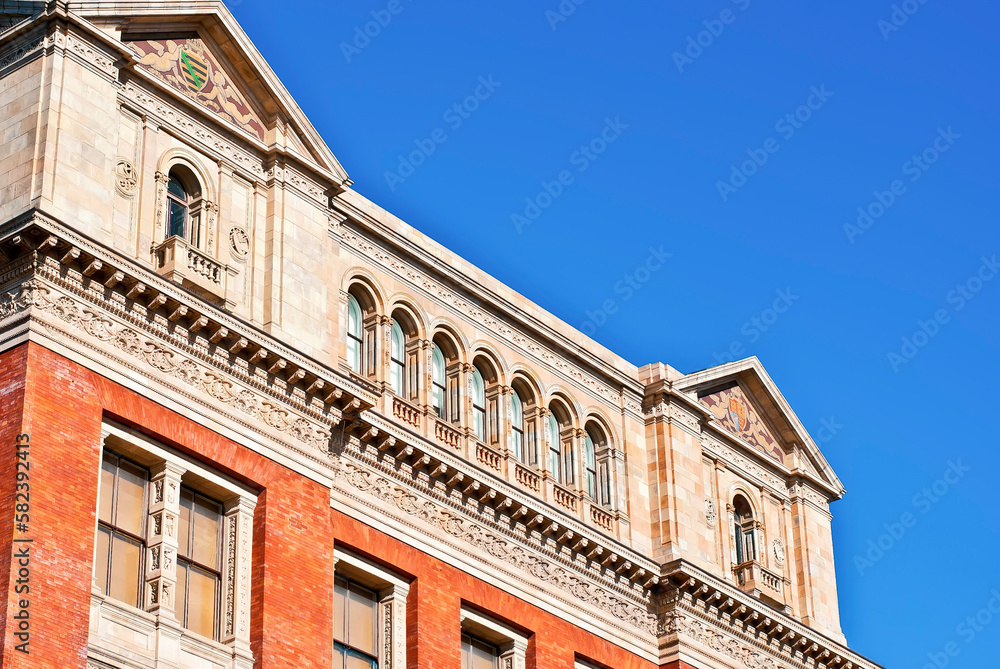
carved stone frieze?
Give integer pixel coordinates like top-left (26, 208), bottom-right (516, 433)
top-left (7, 277), bottom-right (331, 451)
top-left (0, 32), bottom-right (44, 71)
top-left (334, 458), bottom-right (657, 636)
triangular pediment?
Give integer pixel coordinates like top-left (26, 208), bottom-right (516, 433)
top-left (698, 382), bottom-right (785, 463)
top-left (128, 35), bottom-right (268, 142)
top-left (73, 1), bottom-right (349, 185)
top-left (679, 357), bottom-right (845, 498)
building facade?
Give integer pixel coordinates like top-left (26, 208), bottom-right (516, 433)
top-left (0, 2), bottom-right (880, 668)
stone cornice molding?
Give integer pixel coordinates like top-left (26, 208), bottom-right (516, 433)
top-left (338, 222), bottom-right (641, 419)
top-left (658, 560), bottom-right (882, 669)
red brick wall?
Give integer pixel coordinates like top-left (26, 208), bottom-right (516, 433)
top-left (0, 345), bottom-right (28, 665)
top-left (0, 343), bottom-right (335, 669)
top-left (0, 342), bottom-right (659, 669)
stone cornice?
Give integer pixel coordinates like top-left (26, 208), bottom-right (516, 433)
top-left (658, 560), bottom-right (882, 669)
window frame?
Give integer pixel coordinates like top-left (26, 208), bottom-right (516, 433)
top-left (459, 607), bottom-right (528, 669)
top-left (347, 294), bottom-right (364, 374)
top-left (176, 486), bottom-right (225, 641)
top-left (95, 450), bottom-right (149, 608)
top-left (431, 344), bottom-right (447, 419)
top-left (334, 576), bottom-right (380, 669)
top-left (509, 389), bottom-right (524, 462)
top-left (333, 548), bottom-right (411, 669)
top-left (472, 366), bottom-right (487, 442)
top-left (94, 421), bottom-right (257, 668)
top-left (548, 414), bottom-right (561, 483)
top-left (389, 319), bottom-right (406, 396)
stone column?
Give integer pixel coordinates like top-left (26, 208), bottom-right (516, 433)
top-left (378, 582), bottom-right (410, 669)
top-left (498, 637), bottom-right (527, 669)
top-left (146, 461), bottom-right (186, 669)
top-left (222, 496), bottom-right (255, 669)
top-left (146, 461), bottom-right (185, 618)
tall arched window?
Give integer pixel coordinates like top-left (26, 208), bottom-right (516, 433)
top-left (548, 414), bottom-right (561, 483)
top-left (583, 431), bottom-right (597, 500)
top-left (165, 167), bottom-right (203, 247)
top-left (346, 295), bottom-right (363, 374)
top-left (471, 367), bottom-right (486, 441)
top-left (733, 495), bottom-right (757, 564)
top-left (390, 320), bottom-right (406, 395)
top-left (431, 344), bottom-right (447, 419)
top-left (509, 389), bottom-right (524, 462)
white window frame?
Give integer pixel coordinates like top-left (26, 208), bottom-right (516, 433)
top-left (334, 548), bottom-right (410, 669)
top-left (91, 421), bottom-right (256, 669)
top-left (460, 607), bottom-right (528, 669)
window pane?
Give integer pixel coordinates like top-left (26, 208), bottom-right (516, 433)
top-left (169, 201), bottom-right (187, 238)
top-left (109, 533), bottom-right (142, 606)
top-left (333, 642), bottom-right (347, 669)
top-left (474, 407), bottom-right (485, 441)
top-left (95, 526), bottom-right (111, 594)
top-left (347, 586), bottom-right (376, 655)
top-left (176, 562), bottom-right (189, 624)
top-left (192, 495), bottom-right (221, 568)
top-left (584, 435), bottom-right (596, 468)
top-left (168, 175), bottom-right (187, 199)
top-left (432, 345), bottom-right (445, 385)
top-left (179, 488), bottom-right (193, 558)
top-left (99, 454), bottom-right (116, 524)
top-left (347, 296), bottom-right (362, 338)
top-left (472, 639), bottom-right (497, 669)
top-left (334, 579), bottom-right (347, 642)
top-left (390, 360), bottom-right (404, 395)
top-left (347, 337), bottom-right (361, 373)
top-left (346, 649), bottom-right (377, 669)
top-left (115, 461), bottom-right (146, 537)
top-left (391, 321), bottom-right (404, 359)
top-left (186, 566), bottom-right (218, 639)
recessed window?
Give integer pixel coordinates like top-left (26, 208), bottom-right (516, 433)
top-left (432, 344), bottom-right (447, 419)
top-left (347, 294), bottom-right (364, 374)
top-left (461, 634), bottom-right (498, 669)
top-left (583, 431), bottom-right (597, 500)
top-left (177, 488), bottom-right (223, 640)
top-left (333, 576), bottom-right (379, 669)
top-left (390, 320), bottom-right (406, 395)
top-left (165, 167), bottom-right (202, 247)
top-left (548, 414), bottom-right (561, 483)
top-left (472, 366), bottom-right (487, 441)
top-left (509, 389), bottom-right (524, 462)
top-left (733, 495), bottom-right (757, 564)
top-left (95, 451), bottom-right (148, 608)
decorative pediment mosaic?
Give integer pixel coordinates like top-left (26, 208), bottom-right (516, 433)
top-left (129, 37), bottom-right (266, 142)
top-left (699, 383), bottom-right (783, 463)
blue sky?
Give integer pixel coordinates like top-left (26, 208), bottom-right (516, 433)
top-left (229, 1), bottom-right (999, 665)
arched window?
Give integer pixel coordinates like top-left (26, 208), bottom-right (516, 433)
top-left (509, 389), bottom-right (524, 462)
top-left (471, 367), bottom-right (486, 441)
top-left (733, 495), bottom-right (757, 564)
top-left (548, 414), bottom-right (561, 483)
top-left (431, 344), bottom-right (447, 419)
top-left (390, 320), bottom-right (406, 395)
top-left (165, 167), bottom-right (203, 247)
top-left (583, 431), bottom-right (597, 500)
top-left (346, 295), bottom-right (363, 374)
